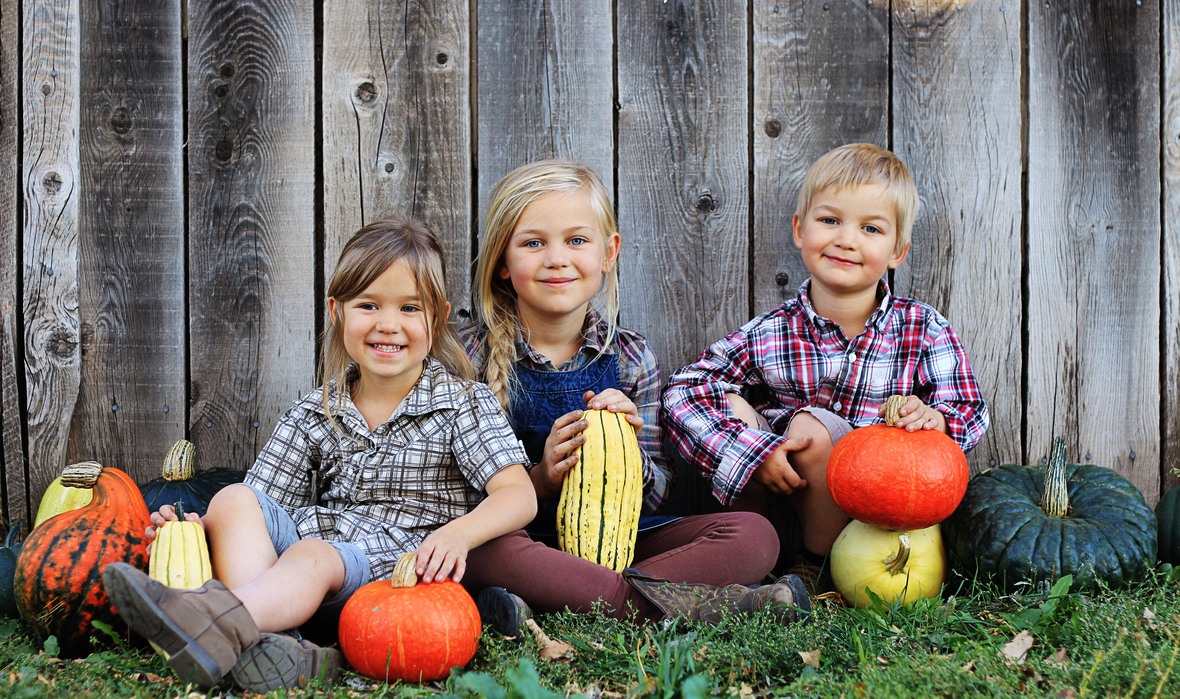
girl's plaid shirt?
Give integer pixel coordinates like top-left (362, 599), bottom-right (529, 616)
top-left (661, 281), bottom-right (989, 506)
top-left (243, 357), bottom-right (529, 581)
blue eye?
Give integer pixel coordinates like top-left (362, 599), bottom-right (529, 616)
top-left (401, 304), bottom-right (421, 313)
top-left (819, 217), bottom-right (838, 225)
top-left (864, 225), bottom-right (882, 235)
top-left (570, 236), bottom-right (588, 246)
top-left (357, 302), bottom-right (377, 311)
top-left (523, 240), bottom-right (542, 249)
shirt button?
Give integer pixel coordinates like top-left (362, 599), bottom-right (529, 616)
top-left (833, 401), bottom-right (843, 411)
top-left (846, 352), bottom-right (856, 362)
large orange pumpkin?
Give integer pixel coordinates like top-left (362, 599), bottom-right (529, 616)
top-left (339, 553), bottom-right (481, 682)
top-left (826, 396), bottom-right (969, 531)
top-left (15, 461), bottom-right (152, 656)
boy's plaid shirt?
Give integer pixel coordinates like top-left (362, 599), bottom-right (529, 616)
top-left (662, 281), bottom-right (989, 506)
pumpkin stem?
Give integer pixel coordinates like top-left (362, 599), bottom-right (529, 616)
top-left (1040, 436), bottom-right (1070, 518)
top-left (884, 533), bottom-right (911, 575)
top-left (172, 501), bottom-right (187, 520)
top-left (390, 552), bottom-right (419, 588)
top-left (162, 440), bottom-right (197, 482)
top-left (59, 461), bottom-right (103, 489)
top-left (883, 395), bottom-right (906, 427)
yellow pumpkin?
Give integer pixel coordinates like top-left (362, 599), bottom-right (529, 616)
top-left (830, 520), bottom-right (946, 608)
top-left (33, 473), bottom-right (94, 528)
top-left (148, 503), bottom-right (213, 590)
top-left (556, 409), bottom-right (643, 572)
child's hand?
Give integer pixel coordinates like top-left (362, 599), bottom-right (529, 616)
top-left (145, 503), bottom-right (202, 554)
top-left (535, 410), bottom-right (589, 497)
top-left (414, 530), bottom-right (470, 583)
top-left (880, 395), bottom-right (947, 433)
top-left (583, 389), bottom-right (643, 430)
top-left (751, 437), bottom-right (812, 495)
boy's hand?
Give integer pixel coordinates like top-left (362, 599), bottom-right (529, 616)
top-left (414, 529), bottom-right (470, 584)
top-left (583, 389), bottom-right (643, 431)
top-left (751, 437), bottom-right (812, 495)
top-left (536, 410), bottom-right (589, 497)
top-left (880, 395), bottom-right (948, 433)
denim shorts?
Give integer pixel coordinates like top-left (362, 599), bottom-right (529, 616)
top-left (245, 484), bottom-right (371, 610)
top-left (759, 406), bottom-right (854, 444)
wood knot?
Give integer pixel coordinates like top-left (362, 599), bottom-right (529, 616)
top-left (695, 194), bottom-right (717, 212)
top-left (42, 172), bottom-right (63, 194)
top-left (110, 107), bottom-right (132, 134)
top-left (355, 81), bottom-right (378, 104)
top-left (764, 118), bottom-right (782, 138)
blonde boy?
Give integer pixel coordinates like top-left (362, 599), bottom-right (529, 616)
top-left (661, 143), bottom-right (989, 586)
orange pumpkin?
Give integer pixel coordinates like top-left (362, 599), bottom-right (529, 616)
top-left (826, 396), bottom-right (969, 531)
top-left (15, 462), bottom-right (152, 656)
top-left (338, 553), bottom-right (481, 682)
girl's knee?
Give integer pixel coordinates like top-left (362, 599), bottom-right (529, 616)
top-left (204, 484), bottom-right (261, 521)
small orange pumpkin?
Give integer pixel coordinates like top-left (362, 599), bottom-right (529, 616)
top-left (15, 461), bottom-right (152, 656)
top-left (338, 553), bottom-right (481, 682)
top-left (826, 396), bottom-right (969, 531)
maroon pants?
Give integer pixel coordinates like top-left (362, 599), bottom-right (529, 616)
top-left (463, 511), bottom-right (778, 623)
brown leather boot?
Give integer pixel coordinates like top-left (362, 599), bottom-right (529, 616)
top-left (102, 562), bottom-right (260, 688)
top-left (623, 569), bottom-right (811, 625)
top-left (231, 631), bottom-right (343, 692)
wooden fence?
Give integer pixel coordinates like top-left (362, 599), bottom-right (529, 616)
top-left (1, 0), bottom-right (1175, 522)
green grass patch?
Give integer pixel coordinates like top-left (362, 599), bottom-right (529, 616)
top-left (2, 569), bottom-right (1179, 698)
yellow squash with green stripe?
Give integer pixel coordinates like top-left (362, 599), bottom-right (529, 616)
top-left (556, 409), bottom-right (643, 572)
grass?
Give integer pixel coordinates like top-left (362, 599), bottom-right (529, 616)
top-left (3, 567), bottom-right (1180, 698)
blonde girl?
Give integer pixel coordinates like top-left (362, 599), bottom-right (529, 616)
top-left (460, 160), bottom-right (810, 635)
top-left (104, 217), bottom-right (535, 693)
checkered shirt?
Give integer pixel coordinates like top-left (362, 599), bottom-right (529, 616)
top-left (243, 357), bottom-right (529, 580)
top-left (662, 280), bottom-right (989, 506)
top-left (458, 313), bottom-right (670, 513)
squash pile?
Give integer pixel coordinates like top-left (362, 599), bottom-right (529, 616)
top-left (826, 395), bottom-right (965, 607)
top-left (943, 436), bottom-right (1156, 592)
top-left (139, 439), bottom-right (243, 517)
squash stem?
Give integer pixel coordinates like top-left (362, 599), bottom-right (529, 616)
top-left (883, 395), bottom-right (906, 427)
top-left (884, 534), bottom-right (911, 575)
top-left (59, 461), bottom-right (103, 489)
top-left (390, 552), bottom-right (419, 588)
top-left (1040, 436), bottom-right (1070, 517)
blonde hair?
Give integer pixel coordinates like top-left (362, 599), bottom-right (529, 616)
top-left (321, 217), bottom-right (472, 419)
top-left (795, 143), bottom-right (920, 253)
top-left (472, 159), bottom-right (620, 408)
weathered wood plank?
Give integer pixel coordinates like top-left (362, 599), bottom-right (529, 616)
top-left (322, 0), bottom-right (471, 311)
top-left (187, 0), bottom-right (316, 470)
top-left (0, 0), bottom-right (22, 522)
top-left (73, 0), bottom-right (184, 485)
top-left (617, 0), bottom-right (748, 513)
top-left (752, 1), bottom-right (888, 314)
top-left (475, 0), bottom-right (613, 249)
top-left (1165, 0), bottom-right (1180, 494)
top-left (21, 0), bottom-right (80, 518)
top-left (892, 2), bottom-right (1022, 473)
top-left (1027, 2), bottom-right (1160, 500)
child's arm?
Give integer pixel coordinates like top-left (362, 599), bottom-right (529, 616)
top-left (912, 323), bottom-right (989, 451)
top-left (414, 464), bottom-right (535, 583)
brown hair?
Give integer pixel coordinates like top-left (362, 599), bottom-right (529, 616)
top-left (321, 217), bottom-right (472, 419)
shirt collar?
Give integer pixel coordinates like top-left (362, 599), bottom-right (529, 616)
top-left (302, 357), bottom-right (462, 425)
top-left (797, 279), bottom-right (894, 334)
top-left (514, 311), bottom-right (610, 368)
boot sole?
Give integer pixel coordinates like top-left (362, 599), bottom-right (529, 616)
top-left (231, 632), bottom-right (343, 692)
top-left (102, 563), bottom-right (224, 688)
top-left (777, 574), bottom-right (813, 621)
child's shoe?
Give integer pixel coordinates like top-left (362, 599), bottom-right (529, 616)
top-left (475, 587), bottom-right (533, 637)
top-left (230, 631), bottom-right (343, 692)
top-left (623, 569), bottom-right (811, 625)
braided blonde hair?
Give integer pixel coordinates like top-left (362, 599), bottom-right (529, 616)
top-left (322, 217), bottom-right (472, 422)
top-left (472, 159), bottom-right (620, 408)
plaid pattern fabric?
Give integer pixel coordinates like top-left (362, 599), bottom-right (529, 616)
top-left (244, 357), bottom-right (529, 580)
top-left (662, 280), bottom-right (989, 506)
top-left (459, 313), bottom-right (670, 513)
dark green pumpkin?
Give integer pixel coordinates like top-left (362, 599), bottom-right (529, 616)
top-left (139, 439), bottom-right (243, 516)
top-left (943, 436), bottom-right (1156, 592)
top-left (0, 520), bottom-right (24, 616)
top-left (1156, 484), bottom-right (1180, 565)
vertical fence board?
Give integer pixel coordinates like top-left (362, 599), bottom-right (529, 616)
top-left (21, 0), bottom-right (80, 516)
top-left (1166, 0), bottom-right (1180, 494)
top-left (617, 0), bottom-right (748, 513)
top-left (323, 0), bottom-right (471, 308)
top-left (1028, 3), bottom-right (1160, 499)
top-left (475, 0), bottom-right (613, 239)
top-left (893, 2), bottom-right (1022, 473)
top-left (752, 2), bottom-right (888, 315)
top-left (0, 0), bottom-right (21, 520)
top-left (187, 0), bottom-right (316, 470)
top-left (74, 0), bottom-right (184, 483)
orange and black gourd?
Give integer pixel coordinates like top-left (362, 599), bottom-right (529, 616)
top-left (15, 462), bottom-right (153, 656)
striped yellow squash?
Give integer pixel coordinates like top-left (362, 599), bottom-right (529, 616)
top-left (146, 502), bottom-right (214, 658)
top-left (556, 409), bottom-right (643, 572)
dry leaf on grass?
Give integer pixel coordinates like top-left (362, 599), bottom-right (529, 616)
top-left (1045, 647), bottom-right (1070, 669)
top-left (1001, 630), bottom-right (1034, 664)
top-left (525, 618), bottom-right (576, 661)
top-left (798, 649), bottom-right (821, 668)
